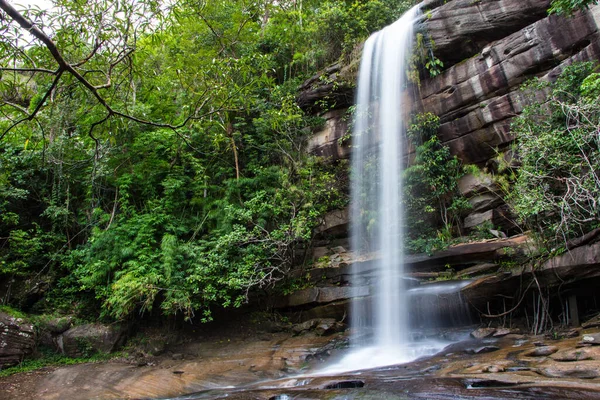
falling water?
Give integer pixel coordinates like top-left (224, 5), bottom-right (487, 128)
top-left (323, 4), bottom-right (443, 372)
top-left (350, 3), bottom-right (420, 349)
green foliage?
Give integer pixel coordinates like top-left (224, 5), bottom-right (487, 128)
top-left (408, 33), bottom-right (445, 84)
top-left (258, 0), bottom-right (416, 81)
top-left (548, 0), bottom-right (598, 15)
top-left (0, 349), bottom-right (112, 378)
top-left (0, 305), bottom-right (27, 319)
top-left (510, 62), bottom-right (600, 248)
top-left (0, 0), bottom-right (354, 321)
top-left (404, 113), bottom-right (470, 253)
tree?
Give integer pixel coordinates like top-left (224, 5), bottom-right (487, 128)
top-left (0, 0), bottom-right (351, 320)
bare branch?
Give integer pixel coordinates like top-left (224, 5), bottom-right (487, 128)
top-left (0, 67), bottom-right (57, 74)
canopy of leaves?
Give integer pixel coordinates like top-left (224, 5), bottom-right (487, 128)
top-left (0, 0), bottom-right (412, 321)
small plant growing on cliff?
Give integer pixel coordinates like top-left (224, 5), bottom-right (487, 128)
top-left (408, 33), bottom-right (445, 84)
top-left (404, 113), bottom-right (470, 253)
top-left (548, 0), bottom-right (599, 15)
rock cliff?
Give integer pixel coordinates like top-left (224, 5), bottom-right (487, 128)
top-left (301, 0), bottom-right (600, 233)
top-left (288, 0), bottom-right (600, 324)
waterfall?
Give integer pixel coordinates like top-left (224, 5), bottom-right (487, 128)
top-left (350, 4), bottom-right (419, 349)
top-left (323, 4), bottom-right (455, 373)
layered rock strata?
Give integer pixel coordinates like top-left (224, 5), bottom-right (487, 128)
top-left (302, 1), bottom-right (600, 233)
top-left (0, 312), bottom-right (35, 369)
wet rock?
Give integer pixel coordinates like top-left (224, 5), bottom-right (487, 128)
top-left (292, 320), bottom-right (319, 335)
top-left (0, 312), bottom-right (35, 369)
top-left (493, 328), bottom-right (514, 337)
top-left (276, 286), bottom-right (369, 309)
top-left (466, 345), bottom-right (500, 354)
top-left (483, 365), bottom-right (505, 373)
top-left (456, 263), bottom-right (498, 279)
top-left (505, 366), bottom-right (531, 372)
top-left (505, 334), bottom-right (526, 341)
top-left (60, 323), bottom-right (126, 357)
top-left (537, 366), bottom-right (599, 379)
top-left (524, 346), bottom-right (559, 357)
top-left (470, 327), bottom-right (496, 339)
top-left (314, 320), bottom-right (345, 336)
top-left (581, 333), bottom-right (600, 345)
top-left (330, 246), bottom-right (347, 254)
top-left (551, 349), bottom-right (592, 362)
top-left (424, 0), bottom-right (552, 65)
top-left (314, 207), bottom-right (349, 238)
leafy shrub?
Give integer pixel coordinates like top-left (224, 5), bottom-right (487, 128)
top-left (509, 62), bottom-right (600, 248)
top-left (404, 113), bottom-right (470, 253)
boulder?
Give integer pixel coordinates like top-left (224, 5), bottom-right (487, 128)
top-left (0, 311), bottom-right (35, 369)
top-left (463, 205), bottom-right (519, 233)
top-left (470, 327), bottom-right (496, 339)
top-left (458, 173), bottom-right (497, 198)
top-left (59, 323), bottom-right (126, 357)
top-left (524, 346), bottom-right (559, 357)
top-left (581, 333), bottom-right (600, 346)
top-left (468, 193), bottom-right (505, 213)
top-left (582, 314), bottom-right (600, 329)
top-left (493, 328), bottom-right (516, 337)
top-left (551, 349), bottom-right (593, 362)
top-left (292, 319), bottom-right (319, 335)
top-left (43, 316), bottom-right (73, 334)
top-left (464, 210), bottom-right (493, 230)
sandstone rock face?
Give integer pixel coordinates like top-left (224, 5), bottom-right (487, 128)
top-left (59, 324), bottom-right (125, 357)
top-left (462, 241), bottom-right (600, 309)
top-left (303, 3), bottom-right (600, 168)
top-left (275, 286), bottom-right (369, 309)
top-left (303, 3), bottom-right (600, 231)
top-left (422, 9), bottom-right (600, 165)
top-left (314, 207), bottom-right (349, 238)
top-left (422, 0), bottom-right (552, 65)
top-left (296, 63), bottom-right (355, 113)
top-left (307, 109), bottom-right (351, 160)
top-left (0, 312), bottom-right (35, 369)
